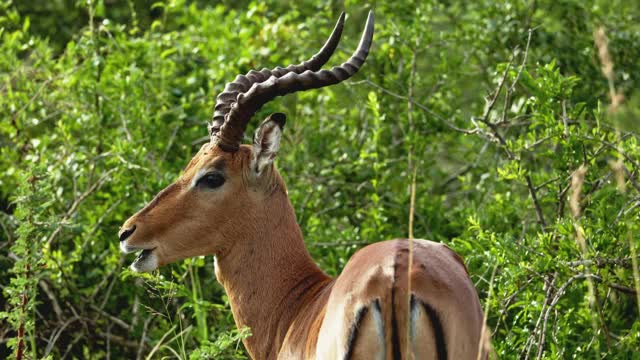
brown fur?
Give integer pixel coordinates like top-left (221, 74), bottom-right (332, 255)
top-left (120, 142), bottom-right (486, 359)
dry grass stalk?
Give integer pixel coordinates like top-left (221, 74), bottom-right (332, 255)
top-left (594, 28), bottom-right (613, 82)
top-left (570, 165), bottom-right (603, 354)
top-left (609, 160), bottom-right (626, 193)
top-left (595, 27), bottom-right (626, 194)
top-left (477, 266), bottom-right (497, 360)
top-left (595, 25), bottom-right (640, 318)
top-left (570, 166), bottom-right (587, 218)
top-left (594, 27), bottom-right (624, 112)
top-left (406, 165), bottom-right (417, 358)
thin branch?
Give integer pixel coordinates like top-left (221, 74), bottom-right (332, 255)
top-left (535, 273), bottom-right (557, 360)
top-left (565, 256), bottom-right (639, 269)
top-left (577, 134), bottom-right (640, 169)
top-left (46, 168), bottom-right (117, 246)
top-left (535, 176), bottom-right (561, 191)
top-left (614, 197), bottom-right (640, 224)
top-left (89, 304), bottom-right (133, 332)
top-left (137, 316), bottom-right (154, 360)
top-left (39, 280), bottom-right (63, 323)
top-left (509, 28), bottom-right (533, 94)
top-left (44, 316), bottom-right (81, 356)
top-left (522, 273), bottom-right (556, 360)
top-left (351, 79), bottom-right (478, 134)
top-left (481, 53), bottom-right (516, 124)
top-left (526, 175), bottom-right (547, 230)
top-left (440, 142), bottom-right (490, 189)
top-left (562, 100), bottom-right (570, 138)
top-left (588, 273), bottom-right (638, 295)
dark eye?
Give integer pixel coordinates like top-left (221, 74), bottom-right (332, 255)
top-left (196, 173), bottom-right (225, 189)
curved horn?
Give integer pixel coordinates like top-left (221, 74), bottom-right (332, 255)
top-left (209, 12), bottom-right (346, 140)
top-left (215, 11), bottom-right (374, 152)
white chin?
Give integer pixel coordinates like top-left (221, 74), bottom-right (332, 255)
top-left (130, 252), bottom-right (159, 272)
top-left (120, 241), bottom-right (133, 254)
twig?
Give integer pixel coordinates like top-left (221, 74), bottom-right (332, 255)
top-left (44, 316), bottom-right (81, 356)
top-left (526, 175), bottom-right (547, 230)
top-left (46, 168), bottom-right (117, 246)
top-left (89, 304), bottom-right (133, 332)
top-left (577, 134), bottom-right (640, 169)
top-left (529, 270), bottom-right (633, 358)
top-left (534, 176), bottom-right (561, 191)
top-left (590, 275), bottom-right (637, 295)
top-left (481, 54), bottom-right (515, 124)
top-left (98, 270), bottom-right (120, 311)
top-left (137, 316), bottom-right (154, 360)
top-left (351, 79), bottom-right (478, 134)
top-left (556, 182), bottom-right (571, 219)
top-left (524, 135), bottom-right (555, 150)
top-left (106, 322), bottom-right (112, 360)
top-left (628, 231), bottom-right (640, 316)
top-left (118, 111), bottom-right (133, 142)
top-left (39, 280), bottom-right (63, 323)
top-left (535, 273), bottom-right (557, 360)
top-left (613, 197), bottom-right (640, 224)
top-left (624, 167), bottom-right (640, 193)
top-left (562, 100), bottom-right (570, 138)
top-left (494, 276), bottom-right (535, 337)
top-left (96, 329), bottom-right (146, 349)
top-left (476, 30), bottom-right (533, 160)
top-left (565, 256), bottom-right (638, 269)
top-left (508, 28), bottom-right (533, 94)
top-left (9, 66), bottom-right (81, 129)
top-left (161, 121), bottom-right (183, 163)
top-left (440, 142), bottom-right (490, 189)
top-left (0, 214), bottom-right (13, 245)
top-left (61, 332), bottom-right (85, 360)
top-left (522, 272), bottom-right (555, 360)
top-left (144, 324), bottom-right (179, 360)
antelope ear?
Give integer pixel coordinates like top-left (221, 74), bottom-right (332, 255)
top-left (251, 113), bottom-right (286, 174)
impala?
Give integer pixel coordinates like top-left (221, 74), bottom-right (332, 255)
top-left (119, 11), bottom-right (486, 360)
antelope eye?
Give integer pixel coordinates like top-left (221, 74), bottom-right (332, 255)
top-left (196, 173), bottom-right (225, 189)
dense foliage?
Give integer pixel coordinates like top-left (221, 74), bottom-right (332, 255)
top-left (1, 0), bottom-right (639, 358)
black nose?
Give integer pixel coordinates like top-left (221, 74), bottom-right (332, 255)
top-left (119, 225), bottom-right (136, 242)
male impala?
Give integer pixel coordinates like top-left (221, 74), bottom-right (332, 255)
top-left (119, 11), bottom-right (486, 360)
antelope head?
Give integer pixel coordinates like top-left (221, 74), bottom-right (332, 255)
top-left (119, 12), bottom-right (374, 272)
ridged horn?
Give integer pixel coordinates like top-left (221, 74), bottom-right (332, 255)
top-left (214, 11), bottom-right (374, 152)
top-left (209, 12), bottom-right (346, 141)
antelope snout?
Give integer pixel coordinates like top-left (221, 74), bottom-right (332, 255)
top-left (119, 224), bottom-right (137, 242)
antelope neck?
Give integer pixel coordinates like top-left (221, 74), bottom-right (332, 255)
top-left (213, 190), bottom-right (330, 359)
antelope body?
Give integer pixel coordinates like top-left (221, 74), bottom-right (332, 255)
top-left (119, 11), bottom-right (486, 360)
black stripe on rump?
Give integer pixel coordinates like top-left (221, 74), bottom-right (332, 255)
top-left (344, 303), bottom-right (369, 360)
top-left (344, 299), bottom-right (383, 360)
top-left (390, 244), bottom-right (406, 360)
top-left (418, 299), bottom-right (448, 360)
top-left (390, 284), bottom-right (401, 360)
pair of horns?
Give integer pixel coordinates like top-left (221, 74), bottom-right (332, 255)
top-left (210, 11), bottom-right (375, 152)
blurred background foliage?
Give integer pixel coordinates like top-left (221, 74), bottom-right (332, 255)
top-left (1, 0), bottom-right (639, 358)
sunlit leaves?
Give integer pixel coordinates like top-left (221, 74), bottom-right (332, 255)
top-left (1, 0), bottom-right (639, 358)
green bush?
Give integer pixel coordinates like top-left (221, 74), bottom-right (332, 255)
top-left (1, 0), bottom-right (639, 358)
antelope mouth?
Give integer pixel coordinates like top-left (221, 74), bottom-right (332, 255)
top-left (130, 247), bottom-right (158, 272)
top-left (135, 248), bottom-right (155, 263)
top-left (121, 244), bottom-right (159, 272)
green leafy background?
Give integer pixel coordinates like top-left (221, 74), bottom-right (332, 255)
top-left (1, 0), bottom-right (639, 358)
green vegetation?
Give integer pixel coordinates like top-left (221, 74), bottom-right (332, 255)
top-left (1, 0), bottom-right (639, 358)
